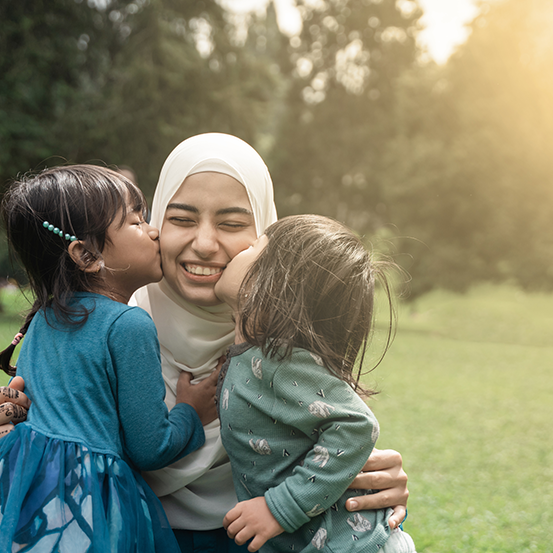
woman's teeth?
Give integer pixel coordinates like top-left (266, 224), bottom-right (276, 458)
top-left (185, 264), bottom-right (223, 276)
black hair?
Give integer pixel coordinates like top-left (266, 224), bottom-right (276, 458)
top-left (238, 215), bottom-right (397, 395)
top-left (0, 164), bottom-right (148, 376)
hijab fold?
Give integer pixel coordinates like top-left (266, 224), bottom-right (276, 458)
top-left (133, 133), bottom-right (277, 530)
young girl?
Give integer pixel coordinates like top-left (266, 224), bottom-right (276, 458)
top-left (214, 215), bottom-right (416, 553)
top-left (0, 165), bottom-right (217, 552)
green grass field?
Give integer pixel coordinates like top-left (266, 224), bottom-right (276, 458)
top-left (0, 286), bottom-right (31, 384)
top-left (0, 284), bottom-right (551, 551)
top-left (366, 284), bottom-right (553, 552)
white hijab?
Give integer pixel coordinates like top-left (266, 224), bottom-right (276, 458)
top-left (133, 133), bottom-right (277, 530)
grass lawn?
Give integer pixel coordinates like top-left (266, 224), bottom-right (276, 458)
top-left (366, 284), bottom-right (553, 552)
top-left (0, 284), bottom-right (551, 551)
top-left (0, 286), bottom-right (31, 385)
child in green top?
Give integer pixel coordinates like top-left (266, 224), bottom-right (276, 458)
top-left (214, 215), bottom-right (416, 553)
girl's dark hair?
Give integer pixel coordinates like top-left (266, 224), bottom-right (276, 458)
top-left (238, 214), bottom-right (396, 395)
top-left (0, 164), bottom-right (147, 375)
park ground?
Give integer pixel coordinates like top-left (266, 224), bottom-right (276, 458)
top-left (1, 284), bottom-right (551, 552)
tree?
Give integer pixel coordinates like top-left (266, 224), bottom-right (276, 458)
top-left (267, 0), bottom-right (422, 235)
top-left (0, 0), bottom-right (122, 186)
top-left (0, 0), bottom-right (279, 198)
top-left (82, 0), bottom-right (280, 197)
top-left (380, 0), bottom-right (553, 294)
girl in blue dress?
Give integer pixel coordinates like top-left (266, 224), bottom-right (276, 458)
top-left (0, 165), bottom-right (218, 552)
top-left (214, 215), bottom-right (416, 553)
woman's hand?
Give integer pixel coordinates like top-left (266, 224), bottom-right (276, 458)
top-left (0, 376), bottom-right (30, 437)
top-left (224, 496), bottom-right (284, 552)
top-left (176, 369), bottom-right (220, 426)
top-left (346, 448), bottom-right (408, 530)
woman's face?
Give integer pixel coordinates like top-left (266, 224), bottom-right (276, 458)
top-left (160, 172), bottom-right (257, 307)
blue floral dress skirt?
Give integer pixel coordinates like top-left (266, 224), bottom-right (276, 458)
top-left (0, 425), bottom-right (181, 553)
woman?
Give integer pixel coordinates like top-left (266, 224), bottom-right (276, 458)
top-left (0, 133), bottom-right (408, 552)
top-left (133, 133), bottom-right (408, 552)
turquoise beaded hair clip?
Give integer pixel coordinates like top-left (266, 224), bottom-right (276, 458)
top-left (42, 221), bottom-right (78, 242)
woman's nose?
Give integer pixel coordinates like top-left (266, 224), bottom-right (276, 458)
top-left (192, 223), bottom-right (219, 258)
top-left (147, 224), bottom-right (159, 240)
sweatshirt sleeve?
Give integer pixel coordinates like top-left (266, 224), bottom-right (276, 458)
top-left (263, 352), bottom-right (378, 534)
top-left (107, 307), bottom-right (205, 471)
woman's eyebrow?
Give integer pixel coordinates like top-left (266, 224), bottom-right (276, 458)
top-left (216, 207), bottom-right (253, 216)
top-left (166, 202), bottom-right (198, 213)
top-left (165, 204), bottom-right (252, 217)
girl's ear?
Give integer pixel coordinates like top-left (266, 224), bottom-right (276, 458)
top-left (68, 241), bottom-right (102, 273)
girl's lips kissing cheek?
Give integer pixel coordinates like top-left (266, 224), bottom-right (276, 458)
top-left (182, 263), bottom-right (225, 282)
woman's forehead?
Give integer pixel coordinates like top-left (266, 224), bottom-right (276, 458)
top-left (168, 171), bottom-right (253, 211)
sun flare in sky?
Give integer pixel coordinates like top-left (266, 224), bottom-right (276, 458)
top-left (417, 0), bottom-right (479, 63)
top-left (220, 0), bottom-right (480, 64)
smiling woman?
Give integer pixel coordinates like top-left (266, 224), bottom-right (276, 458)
top-left (160, 171), bottom-right (257, 307)
top-left (131, 135), bottom-right (279, 547)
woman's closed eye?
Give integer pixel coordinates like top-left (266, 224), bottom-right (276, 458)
top-left (219, 221), bottom-right (250, 230)
top-left (167, 216), bottom-right (196, 225)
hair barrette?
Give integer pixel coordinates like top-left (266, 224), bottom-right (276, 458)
top-left (42, 221), bottom-right (78, 242)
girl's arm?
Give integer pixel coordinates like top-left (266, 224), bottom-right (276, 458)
top-left (176, 363), bottom-right (221, 426)
top-left (109, 308), bottom-right (206, 470)
top-left (255, 353), bottom-right (379, 534)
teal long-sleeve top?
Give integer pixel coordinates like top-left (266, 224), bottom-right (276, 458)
top-left (218, 344), bottom-right (391, 553)
top-left (16, 292), bottom-right (204, 471)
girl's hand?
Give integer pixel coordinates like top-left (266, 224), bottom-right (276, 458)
top-left (176, 369), bottom-right (219, 426)
top-left (0, 377), bottom-right (31, 437)
top-left (346, 448), bottom-right (408, 530)
top-left (224, 496), bottom-right (284, 552)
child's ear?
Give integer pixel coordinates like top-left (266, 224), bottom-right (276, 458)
top-left (68, 241), bottom-right (102, 273)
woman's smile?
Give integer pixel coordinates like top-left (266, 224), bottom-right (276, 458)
top-left (182, 263), bottom-right (225, 279)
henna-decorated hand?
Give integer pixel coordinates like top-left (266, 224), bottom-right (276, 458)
top-left (0, 377), bottom-right (30, 437)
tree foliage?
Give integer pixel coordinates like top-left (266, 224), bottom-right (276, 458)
top-left (0, 0), bottom-right (278, 196)
top-left (2, 0), bottom-right (553, 296)
top-left (379, 0), bottom-right (553, 294)
top-left (0, 0), bottom-right (120, 182)
top-left (268, 0), bottom-right (421, 234)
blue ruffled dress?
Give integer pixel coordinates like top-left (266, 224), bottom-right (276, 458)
top-left (0, 294), bottom-right (205, 552)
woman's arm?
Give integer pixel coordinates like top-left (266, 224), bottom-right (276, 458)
top-left (0, 376), bottom-right (30, 436)
top-left (346, 448), bottom-right (408, 530)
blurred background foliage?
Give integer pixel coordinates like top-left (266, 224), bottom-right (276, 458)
top-left (1, 0), bottom-right (552, 297)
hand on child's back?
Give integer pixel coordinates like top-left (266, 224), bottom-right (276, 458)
top-left (176, 369), bottom-right (219, 425)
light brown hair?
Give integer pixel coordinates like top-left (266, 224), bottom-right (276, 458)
top-left (238, 214), bottom-right (396, 394)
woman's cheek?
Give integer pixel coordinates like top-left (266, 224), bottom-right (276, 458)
top-left (224, 231), bottom-right (258, 260)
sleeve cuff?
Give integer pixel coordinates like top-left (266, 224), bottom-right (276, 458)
top-left (265, 483), bottom-right (311, 533)
top-left (169, 403), bottom-right (206, 457)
